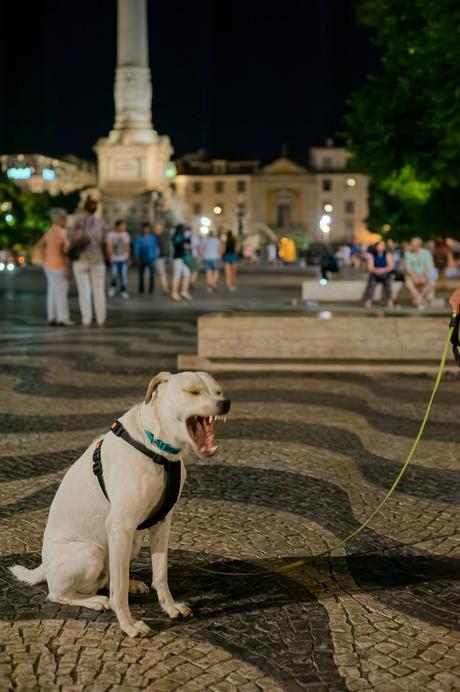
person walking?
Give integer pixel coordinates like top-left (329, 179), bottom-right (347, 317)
top-left (153, 223), bottom-right (169, 295)
top-left (70, 198), bottom-right (108, 327)
top-left (171, 224), bottom-right (192, 302)
top-left (222, 230), bottom-right (238, 291)
top-left (202, 229), bottom-right (221, 291)
top-left (107, 220), bottom-right (131, 299)
top-left (40, 207), bottom-right (73, 326)
top-left (134, 223), bottom-right (158, 294)
top-left (363, 240), bottom-right (394, 309)
top-left (404, 237), bottom-right (435, 306)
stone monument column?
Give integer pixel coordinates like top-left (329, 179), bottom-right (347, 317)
top-left (113, 0), bottom-right (154, 140)
top-left (95, 0), bottom-right (173, 215)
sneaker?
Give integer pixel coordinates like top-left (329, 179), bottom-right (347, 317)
top-left (108, 286), bottom-right (116, 297)
top-left (121, 291), bottom-right (129, 300)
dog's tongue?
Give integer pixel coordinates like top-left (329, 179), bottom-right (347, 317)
top-left (198, 417), bottom-right (217, 455)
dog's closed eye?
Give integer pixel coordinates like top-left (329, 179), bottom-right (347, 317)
top-left (184, 389), bottom-right (201, 396)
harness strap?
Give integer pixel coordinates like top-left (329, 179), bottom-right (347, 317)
top-left (91, 421), bottom-right (181, 530)
top-left (449, 313), bottom-right (460, 367)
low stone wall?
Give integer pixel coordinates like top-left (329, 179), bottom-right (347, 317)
top-left (302, 280), bottom-right (403, 302)
top-left (178, 313), bottom-right (453, 372)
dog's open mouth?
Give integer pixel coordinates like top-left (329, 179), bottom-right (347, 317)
top-left (186, 414), bottom-right (227, 455)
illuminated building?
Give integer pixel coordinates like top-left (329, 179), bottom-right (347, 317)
top-left (0, 154), bottom-right (96, 195)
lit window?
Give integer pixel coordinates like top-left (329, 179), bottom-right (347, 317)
top-left (346, 177), bottom-right (356, 187)
top-left (345, 200), bottom-right (355, 214)
top-left (323, 203), bottom-right (333, 213)
top-left (193, 181), bottom-right (202, 193)
top-left (322, 179), bottom-right (332, 191)
top-left (215, 180), bottom-right (224, 193)
top-left (213, 205), bottom-right (223, 215)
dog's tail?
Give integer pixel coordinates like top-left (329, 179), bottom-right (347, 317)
top-left (9, 563), bottom-right (46, 585)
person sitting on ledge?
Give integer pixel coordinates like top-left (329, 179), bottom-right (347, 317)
top-left (363, 240), bottom-right (394, 309)
top-left (404, 236), bottom-right (435, 307)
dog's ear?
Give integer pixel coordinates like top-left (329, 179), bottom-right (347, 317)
top-left (144, 372), bottom-right (171, 404)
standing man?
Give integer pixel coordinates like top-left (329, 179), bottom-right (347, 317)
top-left (40, 208), bottom-right (73, 326)
top-left (404, 237), bottom-right (435, 306)
top-left (107, 219), bottom-right (131, 299)
top-left (70, 199), bottom-right (108, 327)
top-left (153, 223), bottom-right (169, 295)
top-left (134, 223), bottom-right (158, 294)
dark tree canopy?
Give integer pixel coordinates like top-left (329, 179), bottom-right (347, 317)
top-left (345, 0), bottom-right (460, 240)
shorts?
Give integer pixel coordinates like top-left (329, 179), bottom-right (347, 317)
top-left (173, 258), bottom-right (191, 280)
top-left (155, 257), bottom-right (167, 277)
top-left (223, 253), bottom-right (238, 264)
top-left (188, 256), bottom-right (200, 273)
top-left (203, 259), bottom-right (220, 271)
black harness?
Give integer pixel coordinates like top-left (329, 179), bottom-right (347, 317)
top-left (92, 420), bottom-right (182, 531)
top-left (450, 313), bottom-right (460, 367)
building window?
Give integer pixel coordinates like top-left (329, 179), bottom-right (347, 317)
top-left (215, 180), bottom-right (224, 193)
top-left (322, 157), bottom-right (332, 170)
top-left (193, 203), bottom-right (201, 215)
top-left (193, 181), bottom-right (202, 193)
top-left (237, 179), bottom-right (246, 192)
top-left (322, 178), bottom-right (332, 191)
top-left (345, 200), bottom-right (355, 214)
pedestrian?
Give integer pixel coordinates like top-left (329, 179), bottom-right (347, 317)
top-left (433, 237), bottom-right (449, 288)
top-left (107, 220), bottom-right (131, 299)
top-left (171, 224), bottom-right (192, 302)
top-left (202, 229), bottom-right (221, 291)
top-left (70, 198), bottom-right (108, 327)
top-left (40, 207), bottom-right (73, 326)
top-left (133, 223), bottom-right (158, 294)
top-left (186, 228), bottom-right (202, 288)
top-left (153, 223), bottom-right (169, 295)
top-left (319, 246), bottom-right (339, 281)
top-left (404, 237), bottom-right (436, 306)
top-left (222, 230), bottom-right (238, 291)
top-left (363, 240), bottom-right (394, 309)
top-left (267, 242), bottom-right (277, 265)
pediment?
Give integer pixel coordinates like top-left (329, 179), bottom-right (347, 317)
top-left (261, 157), bottom-right (307, 174)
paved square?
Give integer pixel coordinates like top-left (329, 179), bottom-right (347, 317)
top-left (0, 274), bottom-right (459, 691)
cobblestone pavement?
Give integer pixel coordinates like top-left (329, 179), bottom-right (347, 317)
top-left (0, 273), bottom-right (459, 690)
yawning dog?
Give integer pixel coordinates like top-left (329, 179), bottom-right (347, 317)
top-left (10, 371), bottom-right (230, 638)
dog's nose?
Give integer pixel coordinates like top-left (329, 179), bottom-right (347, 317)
top-left (218, 398), bottom-right (231, 414)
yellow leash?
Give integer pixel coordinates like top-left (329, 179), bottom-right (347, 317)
top-left (192, 318), bottom-right (455, 578)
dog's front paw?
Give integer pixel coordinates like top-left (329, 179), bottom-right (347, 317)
top-left (122, 619), bottom-right (151, 638)
top-left (163, 601), bottom-right (193, 619)
top-left (129, 579), bottom-right (150, 594)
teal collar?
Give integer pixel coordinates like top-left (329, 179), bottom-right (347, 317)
top-left (144, 429), bottom-right (181, 455)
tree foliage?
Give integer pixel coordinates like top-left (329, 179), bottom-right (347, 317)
top-left (0, 173), bottom-right (81, 248)
top-left (345, 0), bottom-right (460, 240)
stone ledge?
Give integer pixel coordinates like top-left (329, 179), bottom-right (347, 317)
top-left (178, 313), bottom-right (454, 372)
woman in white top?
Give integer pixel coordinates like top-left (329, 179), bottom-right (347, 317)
top-left (202, 230), bottom-right (221, 292)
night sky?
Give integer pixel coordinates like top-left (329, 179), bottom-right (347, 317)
top-left (0, 0), bottom-right (379, 164)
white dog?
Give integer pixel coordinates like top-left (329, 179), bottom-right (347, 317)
top-left (11, 371), bottom-right (230, 638)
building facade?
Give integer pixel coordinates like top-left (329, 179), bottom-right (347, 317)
top-left (175, 146), bottom-right (371, 247)
top-left (0, 154), bottom-right (96, 195)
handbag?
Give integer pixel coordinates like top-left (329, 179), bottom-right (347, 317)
top-left (67, 219), bottom-right (90, 261)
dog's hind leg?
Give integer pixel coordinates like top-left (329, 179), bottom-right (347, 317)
top-left (45, 541), bottom-right (110, 612)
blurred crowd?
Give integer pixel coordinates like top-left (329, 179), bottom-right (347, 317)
top-left (320, 236), bottom-right (456, 310)
top-left (36, 201), bottom-right (241, 327)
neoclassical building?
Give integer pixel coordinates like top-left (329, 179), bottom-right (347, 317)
top-left (175, 146), bottom-right (370, 247)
